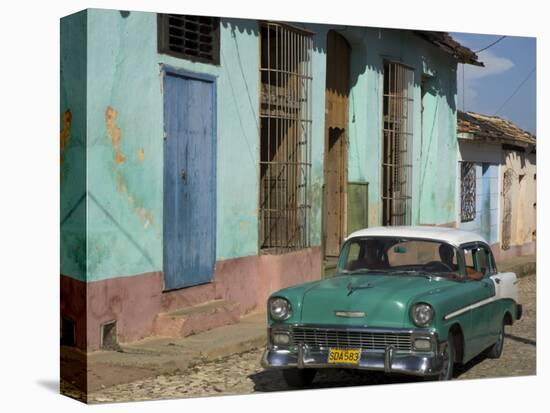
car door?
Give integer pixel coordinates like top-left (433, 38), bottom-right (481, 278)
top-left (462, 243), bottom-right (497, 354)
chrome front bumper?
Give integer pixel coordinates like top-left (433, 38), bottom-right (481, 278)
top-left (261, 326), bottom-right (446, 377)
top-left (262, 345), bottom-right (445, 377)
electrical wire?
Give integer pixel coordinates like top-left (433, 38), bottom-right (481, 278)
top-left (494, 66), bottom-right (536, 115)
top-left (474, 35), bottom-right (507, 53)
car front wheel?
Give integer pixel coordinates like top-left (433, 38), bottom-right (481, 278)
top-left (282, 368), bottom-right (317, 388)
top-left (438, 338), bottom-right (455, 381)
top-left (486, 319), bottom-right (505, 359)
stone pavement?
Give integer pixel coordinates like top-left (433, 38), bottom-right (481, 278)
top-left (64, 272), bottom-right (536, 403)
top-left (61, 254), bottom-right (536, 403)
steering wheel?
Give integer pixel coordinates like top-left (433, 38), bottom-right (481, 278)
top-left (424, 261), bottom-right (453, 272)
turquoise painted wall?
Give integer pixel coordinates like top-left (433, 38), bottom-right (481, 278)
top-left (61, 10), bottom-right (460, 283)
top-left (84, 10), bottom-right (262, 282)
top-left (60, 10), bottom-right (87, 279)
top-left (292, 24), bottom-right (459, 229)
top-left (330, 27), bottom-right (458, 227)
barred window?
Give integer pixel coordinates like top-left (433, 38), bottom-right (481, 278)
top-left (259, 22), bottom-right (312, 252)
top-left (382, 62), bottom-right (414, 226)
top-left (157, 14), bottom-right (220, 64)
top-left (460, 162), bottom-right (476, 222)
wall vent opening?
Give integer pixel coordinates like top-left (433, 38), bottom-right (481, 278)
top-left (157, 13), bottom-right (220, 64)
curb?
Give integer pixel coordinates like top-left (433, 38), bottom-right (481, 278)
top-left (198, 335), bottom-right (266, 363)
top-left (85, 326), bottom-right (267, 392)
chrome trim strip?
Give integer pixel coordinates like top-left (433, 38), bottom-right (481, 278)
top-left (297, 345), bottom-right (305, 368)
top-left (261, 345), bottom-right (445, 377)
top-left (384, 346), bottom-right (394, 373)
top-left (335, 311), bottom-right (366, 318)
top-left (444, 296), bottom-right (497, 320)
top-left (272, 323), bottom-right (433, 335)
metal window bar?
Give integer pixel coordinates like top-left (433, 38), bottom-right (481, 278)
top-left (460, 161), bottom-right (476, 222)
top-left (158, 14), bottom-right (220, 64)
top-left (382, 62), bottom-right (414, 226)
top-left (259, 22), bottom-right (312, 253)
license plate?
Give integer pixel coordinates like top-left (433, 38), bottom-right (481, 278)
top-left (328, 348), bottom-right (360, 365)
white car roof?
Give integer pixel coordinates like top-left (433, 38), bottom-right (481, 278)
top-left (345, 226), bottom-right (487, 247)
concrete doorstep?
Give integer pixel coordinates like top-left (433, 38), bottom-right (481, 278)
top-left (85, 311), bottom-right (267, 392)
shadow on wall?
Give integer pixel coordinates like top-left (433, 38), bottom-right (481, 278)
top-left (221, 19), bottom-right (459, 114)
top-left (419, 51), bottom-right (457, 112)
top-left (224, 18), bottom-right (377, 93)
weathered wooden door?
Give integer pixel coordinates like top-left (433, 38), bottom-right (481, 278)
top-left (163, 68), bottom-right (216, 290)
top-left (501, 169), bottom-right (513, 250)
top-left (324, 31), bottom-right (350, 257)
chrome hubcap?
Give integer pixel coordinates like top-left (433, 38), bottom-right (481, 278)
top-left (496, 327), bottom-right (504, 352)
top-left (440, 345), bottom-right (451, 379)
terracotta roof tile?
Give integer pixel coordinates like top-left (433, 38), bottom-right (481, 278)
top-left (457, 110), bottom-right (536, 146)
top-left (414, 31), bottom-right (483, 66)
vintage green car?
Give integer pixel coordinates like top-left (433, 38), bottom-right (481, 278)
top-left (261, 226), bottom-right (522, 386)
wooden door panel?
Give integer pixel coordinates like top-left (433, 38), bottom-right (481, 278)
top-left (163, 70), bottom-right (216, 290)
top-left (324, 31), bottom-right (350, 257)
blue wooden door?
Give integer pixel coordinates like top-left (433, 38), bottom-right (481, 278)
top-left (163, 69), bottom-right (216, 290)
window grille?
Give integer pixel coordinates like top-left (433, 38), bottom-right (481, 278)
top-left (382, 62), bottom-right (414, 226)
top-left (259, 22), bottom-right (312, 252)
top-left (157, 14), bottom-right (220, 64)
top-left (460, 162), bottom-right (476, 222)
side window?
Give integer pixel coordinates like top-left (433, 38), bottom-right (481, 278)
top-left (347, 242), bottom-right (361, 263)
top-left (462, 245), bottom-right (493, 279)
top-left (474, 248), bottom-right (489, 274)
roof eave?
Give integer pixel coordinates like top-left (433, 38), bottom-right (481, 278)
top-left (414, 31), bottom-right (484, 67)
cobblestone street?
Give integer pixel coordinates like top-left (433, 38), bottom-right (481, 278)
top-left (73, 274), bottom-right (536, 403)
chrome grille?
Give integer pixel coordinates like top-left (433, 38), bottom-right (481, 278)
top-left (292, 327), bottom-right (413, 351)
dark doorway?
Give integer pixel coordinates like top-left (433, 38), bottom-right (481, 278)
top-left (323, 31), bottom-right (351, 258)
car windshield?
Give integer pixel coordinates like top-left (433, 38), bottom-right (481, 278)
top-left (335, 237), bottom-right (461, 279)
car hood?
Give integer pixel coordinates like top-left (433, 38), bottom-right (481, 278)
top-left (298, 274), bottom-right (457, 328)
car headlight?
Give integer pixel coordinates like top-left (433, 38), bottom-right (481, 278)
top-left (269, 297), bottom-right (292, 321)
top-left (411, 303), bottom-right (434, 327)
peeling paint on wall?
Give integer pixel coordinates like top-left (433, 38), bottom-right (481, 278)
top-left (105, 105), bottom-right (154, 229)
top-left (60, 110), bottom-right (72, 167)
top-left (105, 106), bottom-right (126, 165)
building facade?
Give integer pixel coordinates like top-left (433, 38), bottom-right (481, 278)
top-left (457, 111), bottom-right (536, 261)
top-left (61, 9), bottom-right (480, 351)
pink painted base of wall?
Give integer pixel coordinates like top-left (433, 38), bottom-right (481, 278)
top-left (61, 247), bottom-right (321, 352)
top-left (491, 241), bottom-right (536, 263)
